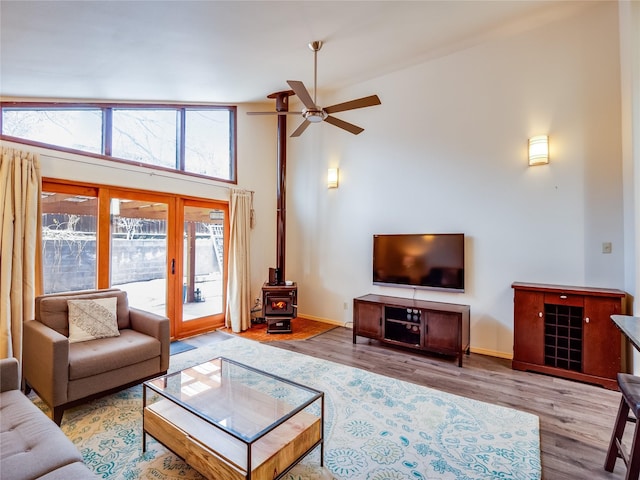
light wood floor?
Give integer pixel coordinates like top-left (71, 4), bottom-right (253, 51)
top-left (186, 327), bottom-right (629, 479)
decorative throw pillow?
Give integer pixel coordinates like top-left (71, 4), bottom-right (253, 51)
top-left (68, 297), bottom-right (120, 343)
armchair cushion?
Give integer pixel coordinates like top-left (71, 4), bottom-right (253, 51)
top-left (68, 329), bottom-right (161, 380)
top-left (68, 297), bottom-right (119, 343)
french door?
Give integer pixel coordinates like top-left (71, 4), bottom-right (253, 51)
top-left (41, 180), bottom-right (228, 338)
top-left (177, 200), bottom-right (228, 338)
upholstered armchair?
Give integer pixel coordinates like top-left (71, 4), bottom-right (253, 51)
top-left (23, 289), bottom-right (170, 425)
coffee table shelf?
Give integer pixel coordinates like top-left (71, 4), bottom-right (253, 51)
top-left (143, 357), bottom-right (324, 480)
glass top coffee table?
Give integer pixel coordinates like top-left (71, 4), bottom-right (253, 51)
top-left (143, 357), bottom-right (324, 480)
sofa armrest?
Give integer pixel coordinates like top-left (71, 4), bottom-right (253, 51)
top-left (23, 320), bottom-right (70, 406)
top-left (129, 307), bottom-right (170, 371)
top-left (0, 358), bottom-right (19, 392)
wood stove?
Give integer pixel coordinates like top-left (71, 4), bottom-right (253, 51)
top-left (262, 282), bottom-right (297, 333)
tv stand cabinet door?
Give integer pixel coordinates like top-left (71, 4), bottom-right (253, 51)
top-left (424, 311), bottom-right (460, 354)
top-left (354, 300), bottom-right (383, 342)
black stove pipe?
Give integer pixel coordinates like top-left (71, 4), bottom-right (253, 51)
top-left (267, 90), bottom-right (294, 284)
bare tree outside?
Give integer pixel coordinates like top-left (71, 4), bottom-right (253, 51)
top-left (41, 194), bottom-right (98, 294)
top-left (116, 217), bottom-right (144, 240)
top-left (112, 109), bottom-right (177, 169)
top-left (185, 109), bottom-right (231, 178)
top-left (2, 109), bottom-right (102, 153)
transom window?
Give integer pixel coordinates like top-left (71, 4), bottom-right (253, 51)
top-left (0, 103), bottom-right (237, 182)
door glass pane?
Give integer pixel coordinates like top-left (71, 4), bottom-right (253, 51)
top-left (41, 192), bottom-right (98, 293)
top-left (182, 206), bottom-right (224, 321)
top-left (110, 198), bottom-right (168, 316)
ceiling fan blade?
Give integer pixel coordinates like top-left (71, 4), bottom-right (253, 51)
top-left (324, 95), bottom-right (381, 114)
top-left (247, 111), bottom-right (303, 116)
top-left (324, 115), bottom-right (364, 135)
top-left (291, 120), bottom-right (311, 137)
top-left (287, 80), bottom-right (317, 110)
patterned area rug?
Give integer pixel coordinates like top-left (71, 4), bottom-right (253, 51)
top-left (34, 337), bottom-right (541, 479)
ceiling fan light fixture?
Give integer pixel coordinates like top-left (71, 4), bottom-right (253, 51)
top-left (303, 109), bottom-right (326, 123)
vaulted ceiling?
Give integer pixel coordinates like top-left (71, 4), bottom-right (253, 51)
top-left (0, 1), bottom-right (597, 105)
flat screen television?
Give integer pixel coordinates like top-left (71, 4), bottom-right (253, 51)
top-left (373, 233), bottom-right (465, 292)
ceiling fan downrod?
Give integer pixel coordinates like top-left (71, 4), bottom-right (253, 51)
top-left (309, 41), bottom-right (322, 106)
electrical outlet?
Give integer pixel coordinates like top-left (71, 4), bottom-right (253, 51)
top-left (253, 297), bottom-right (261, 310)
top-left (343, 302), bottom-right (348, 310)
top-left (602, 242), bottom-right (612, 254)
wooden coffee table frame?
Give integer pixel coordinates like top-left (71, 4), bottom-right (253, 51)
top-left (142, 357), bottom-right (324, 480)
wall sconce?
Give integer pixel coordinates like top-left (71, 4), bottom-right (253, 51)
top-left (327, 168), bottom-right (339, 188)
top-left (528, 135), bottom-right (549, 166)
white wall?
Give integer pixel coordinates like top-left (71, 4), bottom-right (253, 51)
top-left (286, 1), bottom-right (625, 357)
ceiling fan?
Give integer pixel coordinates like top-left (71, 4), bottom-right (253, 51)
top-left (248, 41), bottom-right (381, 137)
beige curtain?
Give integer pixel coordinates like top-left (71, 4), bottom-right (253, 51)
top-left (225, 189), bottom-right (253, 332)
top-left (0, 147), bottom-right (42, 362)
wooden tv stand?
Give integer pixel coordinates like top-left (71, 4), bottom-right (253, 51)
top-left (353, 294), bottom-right (470, 367)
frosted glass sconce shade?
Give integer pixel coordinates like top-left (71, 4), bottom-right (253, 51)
top-left (528, 135), bottom-right (549, 166)
top-left (327, 168), bottom-right (339, 188)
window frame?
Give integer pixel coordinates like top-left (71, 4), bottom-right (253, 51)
top-left (0, 102), bottom-right (237, 184)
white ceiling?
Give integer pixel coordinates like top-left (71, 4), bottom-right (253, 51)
top-left (0, 1), bottom-right (596, 105)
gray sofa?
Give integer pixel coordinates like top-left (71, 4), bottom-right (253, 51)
top-left (0, 357), bottom-right (96, 479)
top-left (23, 288), bottom-right (170, 425)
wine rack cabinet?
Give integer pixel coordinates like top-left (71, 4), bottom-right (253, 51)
top-left (512, 282), bottom-right (626, 390)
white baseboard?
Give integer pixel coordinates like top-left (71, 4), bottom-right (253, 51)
top-left (297, 314), bottom-right (346, 327)
top-left (469, 346), bottom-right (513, 360)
